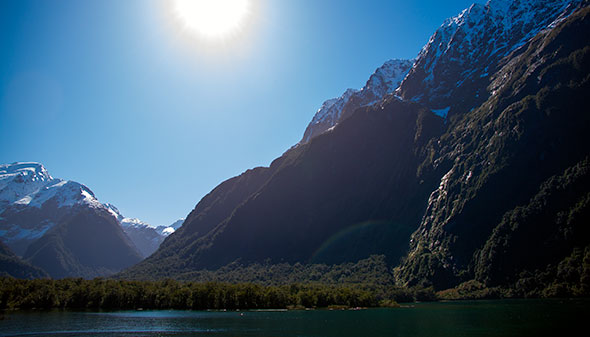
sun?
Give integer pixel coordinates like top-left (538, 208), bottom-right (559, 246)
top-left (173, 0), bottom-right (251, 40)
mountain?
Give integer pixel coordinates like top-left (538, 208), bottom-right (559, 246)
top-left (0, 239), bottom-right (48, 279)
top-left (122, 0), bottom-right (590, 295)
top-left (121, 98), bottom-right (442, 280)
top-left (104, 203), bottom-right (170, 258)
top-left (0, 162), bottom-right (104, 255)
top-left (156, 218), bottom-right (185, 236)
top-left (300, 59), bottom-right (413, 143)
top-left (395, 2), bottom-right (590, 290)
top-left (0, 162), bottom-right (142, 278)
top-left (0, 162), bottom-right (53, 209)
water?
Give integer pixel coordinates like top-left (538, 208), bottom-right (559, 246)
top-left (1, 299), bottom-right (588, 337)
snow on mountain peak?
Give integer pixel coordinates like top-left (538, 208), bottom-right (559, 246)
top-left (398, 0), bottom-right (583, 113)
top-left (309, 88), bottom-right (359, 126)
top-left (0, 162), bottom-right (117, 255)
top-left (0, 162), bottom-right (54, 205)
top-left (155, 218), bottom-right (185, 236)
top-left (301, 59), bottom-right (413, 144)
top-left (364, 58), bottom-right (414, 98)
top-left (0, 162), bottom-right (52, 181)
top-left (161, 227), bottom-right (175, 235)
top-left (103, 203), bottom-right (155, 230)
top-left (13, 179), bottom-right (102, 209)
top-left (0, 162), bottom-right (176, 258)
top-left (0, 162), bottom-right (104, 211)
top-left (104, 203), bottom-right (124, 221)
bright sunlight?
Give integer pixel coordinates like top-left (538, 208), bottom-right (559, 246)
top-left (173, 0), bottom-right (251, 40)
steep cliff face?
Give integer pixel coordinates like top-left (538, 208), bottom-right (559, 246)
top-left (395, 5), bottom-right (590, 289)
top-left (398, 0), bottom-right (583, 116)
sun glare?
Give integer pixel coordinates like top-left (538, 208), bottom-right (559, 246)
top-left (173, 0), bottom-right (250, 40)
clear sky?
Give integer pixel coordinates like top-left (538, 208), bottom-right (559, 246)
top-left (0, 0), bottom-right (481, 226)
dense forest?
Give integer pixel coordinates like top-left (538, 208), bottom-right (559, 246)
top-left (0, 277), bottom-right (405, 311)
top-left (2, 251), bottom-right (588, 311)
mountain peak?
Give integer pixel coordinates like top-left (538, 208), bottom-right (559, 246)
top-left (300, 58), bottom-right (413, 143)
top-left (0, 162), bottom-right (52, 186)
top-left (0, 162), bottom-right (54, 206)
top-left (398, 0), bottom-right (583, 113)
top-left (365, 58), bottom-right (415, 96)
top-left (13, 179), bottom-right (102, 209)
top-left (155, 218), bottom-right (185, 237)
top-left (0, 162), bottom-right (50, 174)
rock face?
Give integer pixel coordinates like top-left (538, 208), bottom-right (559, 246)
top-left (0, 162), bottom-right (142, 278)
top-left (395, 3), bottom-right (590, 289)
top-left (122, 0), bottom-right (590, 293)
top-left (398, 0), bottom-right (583, 115)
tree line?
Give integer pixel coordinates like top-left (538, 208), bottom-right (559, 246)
top-left (0, 277), bottom-right (397, 310)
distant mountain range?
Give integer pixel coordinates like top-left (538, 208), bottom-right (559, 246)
top-left (104, 203), bottom-right (184, 258)
top-left (0, 162), bottom-right (183, 278)
top-left (119, 0), bottom-right (590, 295)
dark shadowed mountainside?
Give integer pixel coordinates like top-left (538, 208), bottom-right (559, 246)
top-left (120, 1), bottom-right (590, 296)
top-left (0, 240), bottom-right (48, 279)
top-left (24, 206), bottom-right (143, 279)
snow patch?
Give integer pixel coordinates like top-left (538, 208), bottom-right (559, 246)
top-left (162, 227), bottom-right (175, 235)
top-left (0, 221), bottom-right (55, 243)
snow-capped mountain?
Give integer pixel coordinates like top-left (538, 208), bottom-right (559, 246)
top-left (156, 218), bottom-right (184, 236)
top-left (0, 162), bottom-right (142, 278)
top-left (301, 0), bottom-right (583, 134)
top-left (397, 0), bottom-right (584, 116)
top-left (0, 162), bottom-right (53, 207)
top-left (301, 88), bottom-right (359, 144)
top-left (105, 203), bottom-right (149, 228)
top-left (104, 203), bottom-right (179, 257)
top-left (300, 59), bottom-right (413, 143)
top-left (0, 163), bottom-right (104, 254)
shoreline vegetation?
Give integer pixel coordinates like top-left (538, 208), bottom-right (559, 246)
top-left (1, 276), bottom-right (587, 311)
top-left (0, 278), bottom-right (388, 311)
top-left (2, 254), bottom-right (588, 311)
top-left (2, 254), bottom-right (589, 311)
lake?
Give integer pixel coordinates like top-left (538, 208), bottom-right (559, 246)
top-left (0, 299), bottom-right (587, 337)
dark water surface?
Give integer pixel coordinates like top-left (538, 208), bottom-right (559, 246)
top-left (1, 299), bottom-right (587, 337)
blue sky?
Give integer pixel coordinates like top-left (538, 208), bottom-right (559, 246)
top-left (0, 0), bottom-right (480, 226)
